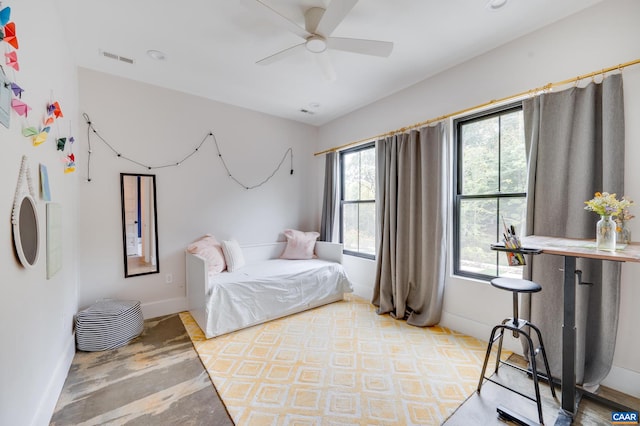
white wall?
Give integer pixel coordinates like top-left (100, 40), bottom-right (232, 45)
top-left (0, 1), bottom-right (80, 425)
top-left (317, 0), bottom-right (640, 397)
top-left (76, 69), bottom-right (319, 318)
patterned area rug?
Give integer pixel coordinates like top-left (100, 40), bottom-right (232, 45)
top-left (50, 314), bottom-right (233, 426)
top-left (180, 294), bottom-right (508, 425)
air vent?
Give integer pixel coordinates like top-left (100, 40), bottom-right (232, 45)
top-left (99, 50), bottom-right (135, 64)
top-left (102, 51), bottom-right (118, 60)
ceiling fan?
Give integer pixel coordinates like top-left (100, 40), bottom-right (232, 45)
top-left (244, 0), bottom-right (394, 81)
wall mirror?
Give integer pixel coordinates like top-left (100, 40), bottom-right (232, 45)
top-left (12, 155), bottom-right (40, 269)
top-left (13, 194), bottom-right (40, 268)
top-left (120, 173), bottom-right (159, 277)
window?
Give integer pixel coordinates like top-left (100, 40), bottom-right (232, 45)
top-left (453, 104), bottom-right (527, 280)
top-left (340, 143), bottom-right (376, 258)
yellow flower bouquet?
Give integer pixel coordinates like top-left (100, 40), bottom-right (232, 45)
top-left (584, 192), bottom-right (634, 249)
top-left (584, 192), bottom-right (633, 217)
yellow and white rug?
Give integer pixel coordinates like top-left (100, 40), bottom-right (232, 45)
top-left (180, 294), bottom-right (507, 425)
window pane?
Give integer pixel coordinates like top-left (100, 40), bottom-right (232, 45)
top-left (499, 197), bottom-right (526, 237)
top-left (461, 117), bottom-right (499, 195)
top-left (359, 148), bottom-right (376, 200)
top-left (459, 198), bottom-right (498, 276)
top-left (500, 110), bottom-right (527, 193)
top-left (359, 202), bottom-right (375, 255)
top-left (343, 152), bottom-right (359, 201)
top-left (497, 197), bottom-right (526, 278)
top-left (343, 203), bottom-right (358, 252)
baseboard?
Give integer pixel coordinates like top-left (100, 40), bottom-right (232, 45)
top-left (601, 365), bottom-right (640, 398)
top-left (350, 284), bottom-right (373, 302)
top-left (32, 333), bottom-right (75, 426)
top-left (141, 297), bottom-right (188, 319)
top-left (440, 311), bottom-right (523, 353)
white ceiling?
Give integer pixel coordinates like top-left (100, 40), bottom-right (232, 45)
top-left (54, 0), bottom-right (603, 126)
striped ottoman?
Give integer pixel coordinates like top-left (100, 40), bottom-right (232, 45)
top-left (75, 299), bottom-right (144, 351)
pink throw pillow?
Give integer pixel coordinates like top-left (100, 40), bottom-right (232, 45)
top-left (280, 229), bottom-right (320, 260)
top-left (187, 234), bottom-right (226, 274)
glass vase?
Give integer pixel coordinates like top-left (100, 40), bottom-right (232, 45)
top-left (596, 215), bottom-right (617, 251)
top-left (617, 220), bottom-right (631, 245)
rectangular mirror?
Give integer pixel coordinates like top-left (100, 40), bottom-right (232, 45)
top-left (120, 173), bottom-right (159, 277)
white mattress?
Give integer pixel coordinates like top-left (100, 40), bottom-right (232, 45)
top-left (204, 258), bottom-right (353, 337)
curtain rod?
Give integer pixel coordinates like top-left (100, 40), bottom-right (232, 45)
top-left (314, 57), bottom-right (640, 157)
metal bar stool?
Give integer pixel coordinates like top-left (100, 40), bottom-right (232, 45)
top-left (477, 277), bottom-right (556, 425)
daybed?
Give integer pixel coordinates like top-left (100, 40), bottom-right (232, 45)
top-left (186, 241), bottom-right (353, 339)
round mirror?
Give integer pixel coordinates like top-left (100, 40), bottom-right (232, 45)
top-left (13, 194), bottom-right (40, 268)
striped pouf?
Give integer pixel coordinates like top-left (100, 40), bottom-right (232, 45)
top-left (75, 299), bottom-right (144, 351)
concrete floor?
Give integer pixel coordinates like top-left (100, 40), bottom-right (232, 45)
top-left (50, 314), bottom-right (233, 426)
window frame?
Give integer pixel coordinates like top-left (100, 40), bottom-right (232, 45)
top-left (339, 142), bottom-right (376, 260)
top-left (452, 102), bottom-right (526, 280)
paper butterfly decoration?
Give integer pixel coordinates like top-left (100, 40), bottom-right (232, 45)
top-left (63, 153), bottom-right (76, 174)
top-left (21, 127), bottom-right (36, 137)
top-left (5, 50), bottom-right (18, 71)
top-left (47, 101), bottom-right (63, 119)
top-left (10, 82), bottom-right (23, 97)
top-left (57, 137), bottom-right (66, 151)
top-left (33, 130), bottom-right (49, 146)
top-left (0, 7), bottom-right (10, 27)
top-left (3, 22), bottom-right (18, 49)
top-left (44, 116), bottom-right (54, 125)
top-left (11, 98), bottom-right (30, 116)
top-left (22, 126), bottom-right (50, 146)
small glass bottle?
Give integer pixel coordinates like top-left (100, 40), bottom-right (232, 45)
top-left (617, 220), bottom-right (631, 245)
top-left (596, 215), bottom-right (617, 251)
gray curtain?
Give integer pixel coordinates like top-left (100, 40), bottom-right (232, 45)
top-left (372, 124), bottom-right (447, 326)
top-left (320, 151), bottom-right (338, 242)
top-left (522, 74), bottom-right (625, 387)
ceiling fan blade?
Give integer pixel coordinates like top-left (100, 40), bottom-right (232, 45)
top-left (314, 51), bottom-right (337, 82)
top-left (315, 0), bottom-right (359, 36)
top-left (256, 43), bottom-right (306, 65)
top-left (242, 0), bottom-right (311, 39)
top-left (328, 37), bottom-right (393, 57)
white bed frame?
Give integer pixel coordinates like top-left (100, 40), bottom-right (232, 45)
top-left (186, 241), bottom-right (345, 338)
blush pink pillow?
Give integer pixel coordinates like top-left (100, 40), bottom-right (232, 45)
top-left (187, 234), bottom-right (226, 274)
top-left (280, 229), bottom-right (320, 260)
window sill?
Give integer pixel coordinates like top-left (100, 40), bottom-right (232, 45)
top-left (343, 250), bottom-right (375, 261)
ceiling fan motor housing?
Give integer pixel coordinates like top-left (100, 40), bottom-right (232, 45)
top-left (306, 35), bottom-right (327, 53)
